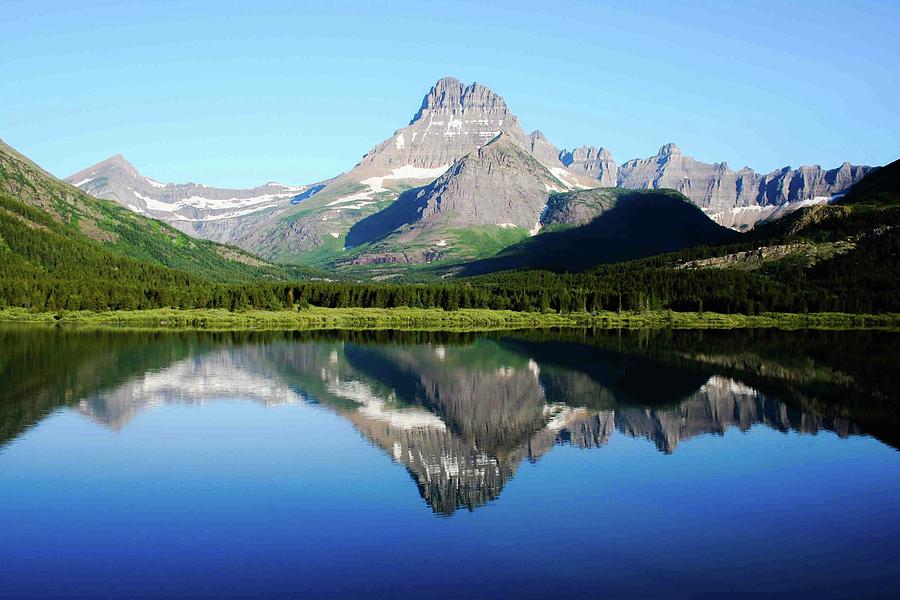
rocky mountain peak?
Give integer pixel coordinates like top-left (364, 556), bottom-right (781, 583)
top-left (559, 145), bottom-right (618, 187)
top-left (68, 153), bottom-right (142, 185)
top-left (561, 145), bottom-right (614, 163)
top-left (352, 77), bottom-right (523, 175)
top-left (658, 143), bottom-right (682, 157)
top-left (410, 76), bottom-right (510, 124)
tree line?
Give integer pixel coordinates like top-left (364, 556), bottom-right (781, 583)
top-left (2, 186), bottom-right (898, 315)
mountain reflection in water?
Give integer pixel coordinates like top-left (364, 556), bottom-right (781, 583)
top-left (2, 327), bottom-right (894, 516)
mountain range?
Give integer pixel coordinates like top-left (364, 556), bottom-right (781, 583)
top-left (63, 77), bottom-right (875, 273)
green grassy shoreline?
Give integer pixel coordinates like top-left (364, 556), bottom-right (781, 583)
top-left (0, 307), bottom-right (898, 331)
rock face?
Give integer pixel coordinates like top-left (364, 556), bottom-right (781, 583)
top-left (352, 77), bottom-right (522, 175)
top-left (560, 145), bottom-right (618, 187)
top-left (614, 144), bottom-right (873, 230)
top-left (403, 134), bottom-right (562, 229)
top-left (345, 134), bottom-right (564, 255)
top-left (65, 155), bottom-right (309, 234)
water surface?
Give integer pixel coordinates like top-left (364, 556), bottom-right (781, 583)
top-left (1, 327), bottom-right (898, 598)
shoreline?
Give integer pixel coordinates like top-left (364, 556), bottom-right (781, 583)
top-left (0, 307), bottom-right (898, 331)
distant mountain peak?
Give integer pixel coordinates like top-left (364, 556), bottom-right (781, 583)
top-left (559, 145), bottom-right (618, 187)
top-left (100, 153), bottom-right (140, 173)
top-left (658, 143), bottom-right (682, 156)
top-left (67, 154), bottom-right (142, 185)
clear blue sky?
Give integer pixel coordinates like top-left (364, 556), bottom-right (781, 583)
top-left (2, 0), bottom-right (897, 188)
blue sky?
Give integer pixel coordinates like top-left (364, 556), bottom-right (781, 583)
top-left (2, 0), bottom-right (897, 187)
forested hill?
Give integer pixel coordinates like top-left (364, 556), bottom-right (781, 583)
top-left (0, 139), bottom-right (315, 282)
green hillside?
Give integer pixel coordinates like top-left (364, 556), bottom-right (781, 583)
top-left (0, 139), bottom-right (314, 282)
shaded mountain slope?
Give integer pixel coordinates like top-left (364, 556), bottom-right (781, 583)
top-left (462, 188), bottom-right (737, 274)
top-left (836, 158), bottom-right (900, 208)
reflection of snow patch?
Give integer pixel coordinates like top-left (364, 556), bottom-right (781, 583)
top-left (543, 403), bottom-right (589, 430)
top-left (327, 379), bottom-right (447, 430)
top-left (435, 346), bottom-right (446, 360)
top-left (700, 375), bottom-right (758, 397)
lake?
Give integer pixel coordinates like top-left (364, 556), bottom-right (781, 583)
top-left (1, 326), bottom-right (898, 598)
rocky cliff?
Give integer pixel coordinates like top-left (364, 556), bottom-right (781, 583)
top-left (614, 144), bottom-right (872, 230)
top-left (560, 145), bottom-right (618, 187)
top-left (352, 77), bottom-right (521, 175)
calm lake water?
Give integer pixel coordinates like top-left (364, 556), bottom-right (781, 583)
top-left (1, 326), bottom-right (898, 599)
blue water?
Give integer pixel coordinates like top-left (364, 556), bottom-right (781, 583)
top-left (1, 328), bottom-right (898, 598)
top-left (291, 184), bottom-right (325, 204)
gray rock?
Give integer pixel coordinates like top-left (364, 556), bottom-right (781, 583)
top-left (351, 76), bottom-right (524, 176)
top-left (616, 144), bottom-right (872, 230)
top-left (559, 145), bottom-right (618, 186)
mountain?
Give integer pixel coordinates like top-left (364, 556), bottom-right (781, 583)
top-left (65, 77), bottom-right (596, 266)
top-left (63, 76), bottom-right (875, 266)
top-left (613, 143), bottom-right (872, 230)
top-left (236, 77), bottom-right (595, 264)
top-left (560, 145), bottom-right (617, 186)
top-left (461, 188), bottom-right (738, 274)
top-left (342, 133), bottom-right (566, 265)
top-left (353, 77), bottom-right (521, 174)
top-left (837, 158), bottom-right (900, 208)
top-left (65, 154), bottom-right (311, 234)
top-left (0, 138), bottom-right (305, 282)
